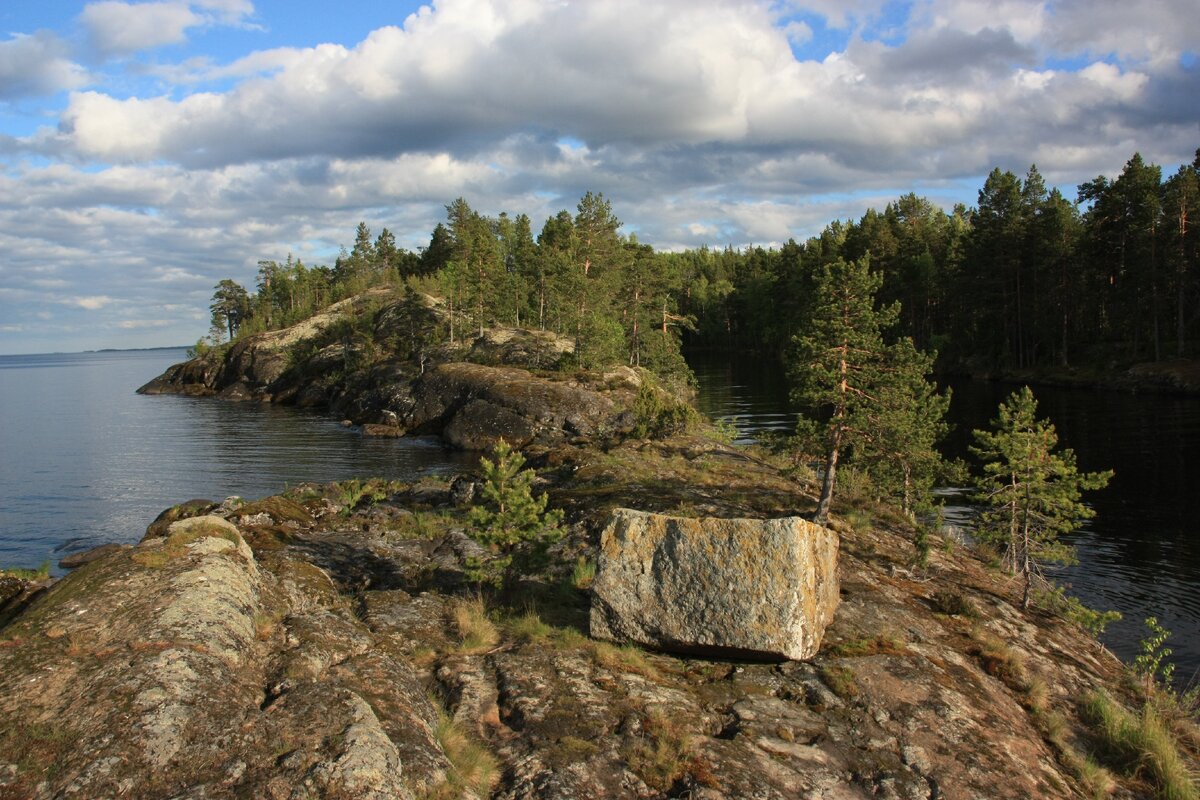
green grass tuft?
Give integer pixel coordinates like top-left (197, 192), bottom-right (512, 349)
top-left (1082, 691), bottom-right (1198, 800)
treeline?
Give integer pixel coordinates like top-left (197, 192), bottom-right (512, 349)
top-left (209, 147), bottom-right (1200, 378)
top-left (207, 192), bottom-right (695, 382)
top-left (679, 149), bottom-right (1200, 371)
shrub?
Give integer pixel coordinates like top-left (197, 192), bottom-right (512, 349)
top-left (629, 379), bottom-right (698, 439)
top-left (1133, 617), bottom-right (1177, 692)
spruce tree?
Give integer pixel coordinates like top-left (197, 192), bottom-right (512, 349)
top-left (970, 386), bottom-right (1113, 609)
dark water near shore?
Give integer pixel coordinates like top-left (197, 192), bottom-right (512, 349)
top-left (0, 348), bottom-right (476, 574)
top-left (687, 350), bottom-right (1200, 682)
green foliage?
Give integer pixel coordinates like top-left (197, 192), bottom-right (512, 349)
top-left (1134, 617), bottom-right (1177, 691)
top-left (1, 561), bottom-right (50, 580)
top-left (1082, 691), bottom-right (1198, 800)
top-left (789, 255), bottom-right (948, 524)
top-left (466, 439), bottom-right (564, 586)
top-left (970, 386), bottom-right (1113, 609)
top-left (333, 478), bottom-right (396, 512)
top-left (574, 312), bottom-right (627, 371)
top-left (186, 337), bottom-right (213, 359)
top-left (1033, 585), bottom-right (1122, 636)
top-left (210, 278), bottom-right (251, 341)
top-left (629, 378), bottom-right (698, 439)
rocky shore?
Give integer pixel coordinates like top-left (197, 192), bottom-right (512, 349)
top-left (0, 298), bottom-right (1185, 798)
top-left (0, 425), bottom-right (1153, 799)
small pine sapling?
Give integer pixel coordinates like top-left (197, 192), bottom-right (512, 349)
top-left (467, 439), bottom-right (564, 586)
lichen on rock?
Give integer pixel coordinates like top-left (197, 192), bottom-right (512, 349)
top-left (589, 509), bottom-right (840, 660)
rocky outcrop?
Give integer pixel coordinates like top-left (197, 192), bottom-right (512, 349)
top-left (2, 432), bottom-right (1160, 799)
top-left (137, 289), bottom-right (394, 399)
top-left (398, 362), bottom-right (625, 450)
top-left (138, 289), bottom-right (633, 450)
top-left (589, 509), bottom-right (840, 660)
top-left (466, 327), bottom-right (574, 370)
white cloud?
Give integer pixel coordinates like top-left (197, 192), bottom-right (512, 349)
top-left (79, 0), bottom-right (258, 58)
top-left (81, 1), bottom-right (202, 56)
top-left (0, 32), bottom-right (89, 100)
top-left (117, 318), bottom-right (169, 328)
top-left (66, 295), bottom-right (115, 309)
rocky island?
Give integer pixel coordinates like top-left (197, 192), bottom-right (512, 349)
top-left (2, 288), bottom-right (1195, 799)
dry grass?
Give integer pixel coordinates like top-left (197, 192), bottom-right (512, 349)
top-left (450, 596), bottom-right (499, 654)
top-left (1083, 691), bottom-right (1198, 800)
top-left (421, 706), bottom-right (498, 799)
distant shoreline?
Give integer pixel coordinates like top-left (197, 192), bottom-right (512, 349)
top-left (0, 345), bottom-right (189, 358)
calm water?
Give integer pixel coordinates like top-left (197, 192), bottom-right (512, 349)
top-left (688, 351), bottom-right (1200, 682)
top-left (0, 348), bottom-right (477, 573)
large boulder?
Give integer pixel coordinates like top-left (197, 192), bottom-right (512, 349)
top-left (590, 509), bottom-right (839, 661)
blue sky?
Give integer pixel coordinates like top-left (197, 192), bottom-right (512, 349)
top-left (0, 0), bottom-right (1197, 354)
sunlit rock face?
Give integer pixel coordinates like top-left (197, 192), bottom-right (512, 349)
top-left (590, 508), bottom-right (840, 661)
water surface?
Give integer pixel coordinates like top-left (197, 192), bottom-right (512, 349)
top-left (0, 348), bottom-right (476, 572)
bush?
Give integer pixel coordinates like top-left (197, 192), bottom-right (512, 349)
top-left (630, 378), bottom-right (698, 439)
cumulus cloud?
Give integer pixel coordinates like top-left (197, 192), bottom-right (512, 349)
top-left (81, 1), bottom-right (202, 56)
top-left (80, 0), bottom-right (258, 57)
top-left (1, 0), bottom-right (1198, 353)
top-left (0, 32), bottom-right (88, 100)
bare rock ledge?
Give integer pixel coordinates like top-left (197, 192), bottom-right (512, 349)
top-left (590, 509), bottom-right (840, 661)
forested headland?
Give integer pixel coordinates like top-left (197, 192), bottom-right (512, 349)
top-left (205, 148), bottom-right (1199, 382)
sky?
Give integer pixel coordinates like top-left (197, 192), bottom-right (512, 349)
top-left (0, 0), bottom-right (1197, 354)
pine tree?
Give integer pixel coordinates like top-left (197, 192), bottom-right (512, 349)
top-left (210, 279), bottom-right (250, 340)
top-left (858, 337), bottom-right (950, 519)
top-left (970, 386), bottom-right (1113, 609)
top-left (467, 439), bottom-right (564, 585)
top-left (790, 256), bottom-right (897, 524)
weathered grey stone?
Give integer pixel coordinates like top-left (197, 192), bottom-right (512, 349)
top-left (590, 509), bottom-right (840, 660)
top-left (58, 543), bottom-right (129, 570)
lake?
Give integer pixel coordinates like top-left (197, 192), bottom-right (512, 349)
top-left (0, 348), bottom-right (477, 573)
top-left (688, 350), bottom-right (1200, 683)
